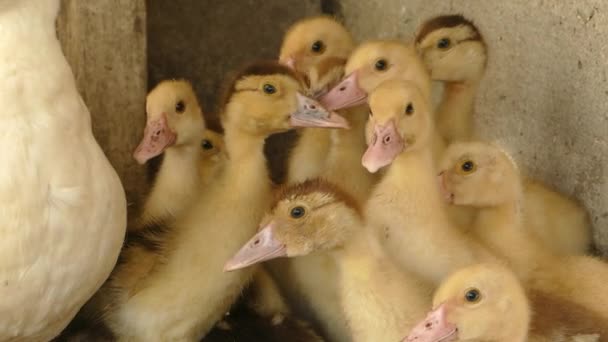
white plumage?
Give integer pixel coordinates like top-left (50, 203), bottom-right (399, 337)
top-left (0, 1), bottom-right (126, 340)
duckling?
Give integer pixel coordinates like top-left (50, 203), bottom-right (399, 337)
top-left (404, 263), bottom-right (531, 342)
top-left (274, 40), bottom-right (432, 342)
top-left (415, 15), bottom-right (487, 144)
top-left (280, 15), bottom-right (355, 185)
top-left (279, 15), bottom-right (354, 98)
top-left (0, 1), bottom-right (126, 339)
top-left (416, 15), bottom-right (591, 255)
top-left (132, 80), bottom-right (206, 230)
top-left (320, 40), bottom-right (446, 167)
top-left (102, 61), bottom-right (348, 340)
top-left (198, 129), bottom-right (227, 185)
top-left (362, 80), bottom-right (495, 285)
top-left (438, 141), bottom-right (608, 331)
top-left (226, 179), bottom-right (431, 342)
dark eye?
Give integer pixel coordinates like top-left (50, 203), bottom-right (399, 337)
top-left (311, 40), bottom-right (325, 54)
top-left (263, 83), bottom-right (276, 94)
top-left (437, 38), bottom-right (451, 49)
top-left (201, 139), bottom-right (213, 150)
top-left (405, 103), bottom-right (414, 116)
top-left (290, 206), bottom-right (305, 219)
top-left (175, 100), bottom-right (186, 113)
top-left (465, 288), bottom-right (481, 303)
top-left (461, 160), bottom-right (476, 173)
top-left (374, 59), bottom-right (388, 71)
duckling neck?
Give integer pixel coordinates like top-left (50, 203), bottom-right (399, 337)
top-left (325, 106), bottom-right (373, 202)
top-left (435, 81), bottom-right (479, 142)
top-left (377, 146), bottom-right (490, 284)
top-left (473, 198), bottom-right (549, 276)
top-left (141, 144), bottom-right (202, 222)
top-left (223, 127), bottom-right (270, 191)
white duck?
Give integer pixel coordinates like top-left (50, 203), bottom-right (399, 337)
top-left (0, 1), bottom-right (126, 340)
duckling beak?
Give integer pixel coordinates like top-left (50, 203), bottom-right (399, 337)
top-left (133, 114), bottom-right (177, 164)
top-left (318, 70), bottom-right (367, 111)
top-left (224, 223), bottom-right (287, 272)
top-left (290, 93), bottom-right (350, 129)
top-left (402, 303), bottom-right (458, 342)
top-left (362, 120), bottom-right (405, 173)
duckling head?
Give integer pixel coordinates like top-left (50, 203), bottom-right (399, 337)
top-left (279, 15), bottom-right (354, 97)
top-left (133, 79), bottom-right (204, 164)
top-left (220, 61), bottom-right (349, 136)
top-left (415, 15), bottom-right (487, 83)
top-left (361, 79), bottom-right (433, 173)
top-left (224, 179), bottom-right (361, 271)
top-left (404, 263), bottom-right (530, 342)
top-left (319, 40), bottom-right (431, 111)
top-left (438, 142), bottom-right (520, 207)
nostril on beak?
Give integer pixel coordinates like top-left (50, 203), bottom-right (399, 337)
top-left (253, 239), bottom-right (260, 245)
top-left (309, 104), bottom-right (316, 110)
top-left (339, 86), bottom-right (346, 91)
top-left (383, 135), bottom-right (391, 144)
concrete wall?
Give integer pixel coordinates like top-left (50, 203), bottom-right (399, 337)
top-left (57, 0), bottom-right (147, 204)
top-left (340, 0), bottom-right (608, 254)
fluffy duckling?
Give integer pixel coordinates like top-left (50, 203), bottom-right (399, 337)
top-left (226, 179), bottom-right (431, 342)
top-left (273, 40), bottom-right (433, 342)
top-left (0, 1), bottom-right (126, 339)
top-left (132, 80), bottom-right (206, 230)
top-left (101, 61), bottom-right (347, 340)
top-left (362, 80), bottom-right (495, 285)
top-left (415, 14), bottom-right (487, 144)
top-left (404, 263), bottom-right (530, 342)
top-left (438, 141), bottom-right (608, 332)
top-left (416, 15), bottom-right (591, 254)
top-left (280, 16), bottom-right (355, 185)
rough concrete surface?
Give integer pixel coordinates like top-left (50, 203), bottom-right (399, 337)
top-left (340, 0), bottom-right (608, 254)
top-left (57, 0), bottom-right (147, 205)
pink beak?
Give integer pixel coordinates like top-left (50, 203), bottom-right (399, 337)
top-left (402, 303), bottom-right (458, 342)
top-left (133, 114), bottom-right (177, 164)
top-left (224, 222), bottom-right (287, 272)
top-left (318, 70), bottom-right (368, 111)
top-left (362, 120), bottom-right (405, 173)
top-left (290, 93), bottom-right (350, 129)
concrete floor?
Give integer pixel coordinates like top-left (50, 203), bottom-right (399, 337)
top-left (59, 0), bottom-right (607, 253)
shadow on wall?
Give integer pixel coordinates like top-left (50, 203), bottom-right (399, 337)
top-left (147, 0), bottom-right (341, 183)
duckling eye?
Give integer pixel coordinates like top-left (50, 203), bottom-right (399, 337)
top-left (175, 100), bottom-right (186, 113)
top-left (263, 84), bottom-right (276, 95)
top-left (464, 288), bottom-right (481, 303)
top-left (374, 59), bottom-right (388, 71)
top-left (311, 40), bottom-right (325, 54)
top-left (461, 160), bottom-right (476, 173)
top-left (290, 206), bottom-right (306, 219)
top-left (437, 38), bottom-right (451, 49)
top-left (201, 139), bottom-right (214, 150)
top-left (405, 103), bottom-right (414, 116)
